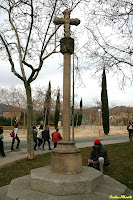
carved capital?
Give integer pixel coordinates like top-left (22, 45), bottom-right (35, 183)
top-left (60, 37), bottom-right (74, 54)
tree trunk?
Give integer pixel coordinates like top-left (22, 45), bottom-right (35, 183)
top-left (25, 82), bottom-right (34, 159)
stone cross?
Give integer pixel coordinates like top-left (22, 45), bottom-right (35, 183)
top-left (54, 10), bottom-right (80, 141)
top-left (54, 9), bottom-right (80, 37)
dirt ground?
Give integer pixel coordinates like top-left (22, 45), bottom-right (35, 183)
top-left (68, 125), bottom-right (127, 138)
top-left (6, 125), bottom-right (128, 138)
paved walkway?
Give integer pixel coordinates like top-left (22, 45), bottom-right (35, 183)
top-left (0, 133), bottom-right (129, 168)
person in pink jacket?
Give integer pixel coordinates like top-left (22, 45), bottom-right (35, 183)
top-left (51, 128), bottom-right (62, 148)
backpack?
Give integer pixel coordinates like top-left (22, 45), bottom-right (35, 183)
top-left (0, 133), bottom-right (3, 140)
top-left (129, 124), bottom-right (133, 130)
top-left (37, 130), bottom-right (42, 139)
top-left (10, 131), bottom-right (15, 137)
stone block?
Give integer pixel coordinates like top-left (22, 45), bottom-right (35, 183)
top-left (31, 166), bottom-right (103, 196)
top-left (3, 166), bottom-right (133, 200)
top-left (0, 185), bottom-right (9, 200)
top-left (60, 37), bottom-right (74, 54)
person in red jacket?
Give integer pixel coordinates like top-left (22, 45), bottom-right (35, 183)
top-left (51, 128), bottom-right (62, 148)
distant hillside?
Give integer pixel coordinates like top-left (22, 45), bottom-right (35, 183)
top-left (110, 106), bottom-right (132, 111)
top-left (0, 103), bottom-right (8, 115)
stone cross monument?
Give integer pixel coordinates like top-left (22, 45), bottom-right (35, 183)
top-left (54, 9), bottom-right (80, 141)
top-left (51, 9), bottom-right (82, 174)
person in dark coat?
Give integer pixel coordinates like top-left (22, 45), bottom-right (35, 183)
top-left (127, 122), bottom-right (133, 141)
top-left (33, 126), bottom-right (38, 150)
top-left (42, 125), bottom-right (52, 150)
top-left (0, 127), bottom-right (5, 157)
top-left (88, 139), bottom-right (110, 173)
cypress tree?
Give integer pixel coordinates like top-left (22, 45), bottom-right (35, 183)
top-left (78, 98), bottom-right (83, 126)
top-left (54, 89), bottom-right (60, 128)
top-left (101, 67), bottom-right (109, 135)
top-left (43, 81), bottom-right (51, 126)
top-left (80, 98), bottom-right (82, 109)
top-left (74, 112), bottom-right (78, 127)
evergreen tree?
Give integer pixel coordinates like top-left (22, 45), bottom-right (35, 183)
top-left (78, 98), bottom-right (83, 126)
top-left (0, 116), bottom-right (11, 126)
top-left (19, 112), bottom-right (27, 126)
top-left (36, 115), bottom-right (44, 125)
top-left (43, 81), bottom-right (51, 126)
top-left (54, 89), bottom-right (60, 128)
top-left (80, 98), bottom-right (82, 109)
top-left (101, 67), bottom-right (109, 135)
top-left (74, 112), bottom-right (77, 127)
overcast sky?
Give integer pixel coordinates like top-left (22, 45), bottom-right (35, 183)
top-left (0, 3), bottom-right (132, 108)
top-left (0, 53), bottom-right (133, 108)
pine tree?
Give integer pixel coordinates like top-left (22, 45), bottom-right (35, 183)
top-left (43, 81), bottom-right (51, 126)
top-left (54, 89), bottom-right (60, 129)
top-left (101, 67), bottom-right (109, 135)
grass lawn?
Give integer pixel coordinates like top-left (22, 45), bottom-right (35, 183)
top-left (0, 142), bottom-right (133, 190)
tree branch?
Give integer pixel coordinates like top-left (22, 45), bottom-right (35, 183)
top-left (22, 60), bottom-right (34, 70)
top-left (23, 0), bottom-right (34, 61)
top-left (41, 24), bottom-right (61, 55)
top-left (8, 3), bottom-right (26, 80)
top-left (0, 33), bottom-right (24, 82)
top-left (42, 46), bottom-right (60, 61)
top-left (40, 0), bottom-right (58, 58)
top-left (88, 28), bottom-right (133, 67)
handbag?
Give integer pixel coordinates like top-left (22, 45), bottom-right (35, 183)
top-left (10, 131), bottom-right (15, 137)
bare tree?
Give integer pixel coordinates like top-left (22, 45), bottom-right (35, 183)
top-left (82, 0), bottom-right (133, 86)
top-left (0, 87), bottom-right (26, 109)
top-left (0, 86), bottom-right (27, 128)
top-left (0, 0), bottom-right (83, 159)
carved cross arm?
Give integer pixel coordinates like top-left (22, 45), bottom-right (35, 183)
top-left (70, 19), bottom-right (80, 26)
top-left (54, 17), bottom-right (65, 25)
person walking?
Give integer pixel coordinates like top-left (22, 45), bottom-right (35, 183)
top-left (11, 124), bottom-right (20, 151)
top-left (33, 126), bottom-right (38, 150)
top-left (127, 122), bottom-right (133, 141)
top-left (0, 127), bottom-right (5, 157)
top-left (42, 125), bottom-right (52, 150)
top-left (37, 125), bottom-right (43, 150)
top-left (51, 128), bottom-right (62, 148)
top-left (87, 139), bottom-right (110, 173)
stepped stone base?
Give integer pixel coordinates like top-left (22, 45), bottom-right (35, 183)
top-left (0, 166), bottom-right (133, 200)
top-left (31, 166), bottom-right (103, 195)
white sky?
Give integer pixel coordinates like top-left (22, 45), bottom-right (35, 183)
top-left (0, 4), bottom-right (132, 108)
top-left (0, 54), bottom-right (133, 108)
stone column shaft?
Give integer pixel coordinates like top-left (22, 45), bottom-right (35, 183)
top-left (51, 10), bottom-right (82, 175)
top-left (63, 52), bottom-right (71, 141)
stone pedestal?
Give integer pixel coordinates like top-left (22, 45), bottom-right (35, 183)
top-left (51, 141), bottom-right (82, 174)
top-left (5, 166), bottom-right (132, 200)
top-left (31, 166), bottom-right (103, 195)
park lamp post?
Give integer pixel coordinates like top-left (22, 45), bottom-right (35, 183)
top-left (72, 53), bottom-right (78, 141)
top-left (98, 109), bottom-right (101, 136)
